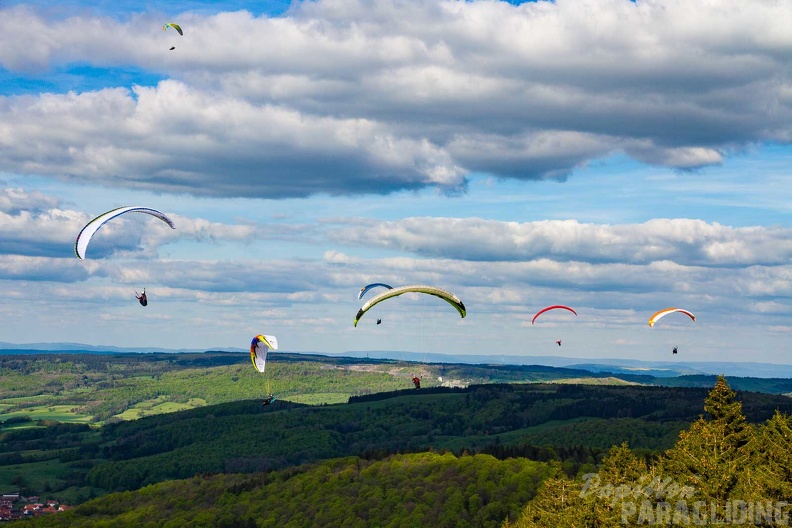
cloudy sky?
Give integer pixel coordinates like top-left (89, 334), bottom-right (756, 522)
top-left (0, 0), bottom-right (789, 363)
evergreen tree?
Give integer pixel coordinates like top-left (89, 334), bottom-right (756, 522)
top-left (737, 410), bottom-right (792, 503)
top-left (505, 377), bottom-right (792, 528)
top-left (660, 375), bottom-right (752, 503)
top-left (503, 472), bottom-right (587, 528)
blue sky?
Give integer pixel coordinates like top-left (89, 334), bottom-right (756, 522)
top-left (0, 0), bottom-right (789, 363)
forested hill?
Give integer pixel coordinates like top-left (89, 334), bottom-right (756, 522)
top-left (84, 383), bottom-right (792, 492)
top-left (15, 453), bottom-right (556, 528)
top-left (7, 381), bottom-right (792, 527)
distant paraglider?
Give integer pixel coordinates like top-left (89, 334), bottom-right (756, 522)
top-left (75, 206), bottom-right (176, 306)
top-left (649, 309), bottom-right (695, 356)
top-left (531, 305), bottom-right (577, 325)
top-left (353, 285), bottom-right (466, 327)
top-left (163, 23), bottom-right (183, 35)
top-left (354, 284), bottom-right (465, 389)
top-left (135, 290), bottom-right (148, 307)
top-left (648, 308), bottom-right (696, 327)
top-left (163, 23), bottom-right (182, 51)
top-left (358, 283), bottom-right (393, 300)
top-left (532, 306), bottom-right (577, 346)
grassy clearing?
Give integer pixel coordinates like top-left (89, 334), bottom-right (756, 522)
top-left (0, 459), bottom-right (71, 491)
top-left (0, 394), bottom-right (51, 403)
top-left (114, 397), bottom-right (208, 420)
top-left (0, 405), bottom-right (93, 424)
top-left (283, 393), bottom-right (351, 405)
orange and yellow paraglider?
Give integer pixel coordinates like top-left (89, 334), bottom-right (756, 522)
top-left (648, 308), bottom-right (696, 327)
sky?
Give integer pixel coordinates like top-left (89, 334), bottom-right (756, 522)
top-left (0, 0), bottom-right (789, 363)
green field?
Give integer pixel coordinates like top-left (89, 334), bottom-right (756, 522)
top-left (113, 397), bottom-right (207, 420)
top-left (282, 392), bottom-right (352, 405)
top-left (0, 405), bottom-right (94, 425)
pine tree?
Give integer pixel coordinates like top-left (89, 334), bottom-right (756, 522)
top-left (737, 410), bottom-right (792, 503)
top-left (660, 376), bottom-right (752, 507)
top-left (504, 473), bottom-right (588, 528)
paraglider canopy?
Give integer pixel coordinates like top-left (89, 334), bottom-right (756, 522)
top-left (353, 284), bottom-right (466, 327)
top-left (648, 308), bottom-right (696, 327)
top-left (163, 23), bottom-right (183, 35)
top-left (358, 283), bottom-right (393, 300)
top-left (531, 305), bottom-right (577, 325)
top-left (74, 206), bottom-right (176, 260)
top-left (250, 334), bottom-right (278, 373)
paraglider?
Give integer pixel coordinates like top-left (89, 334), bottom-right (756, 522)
top-left (353, 285), bottom-right (466, 327)
top-left (75, 206), bottom-right (176, 260)
top-left (358, 283), bottom-right (393, 300)
top-left (250, 334), bottom-right (279, 406)
top-left (354, 285), bottom-right (465, 389)
top-left (649, 309), bottom-right (695, 355)
top-left (75, 206), bottom-right (176, 305)
top-left (163, 23), bottom-right (183, 35)
top-left (531, 305), bottom-right (577, 324)
top-left (531, 306), bottom-right (575, 348)
top-left (163, 23), bottom-right (182, 51)
top-left (135, 290), bottom-right (148, 307)
top-left (250, 334), bottom-right (278, 374)
top-left (648, 308), bottom-right (696, 327)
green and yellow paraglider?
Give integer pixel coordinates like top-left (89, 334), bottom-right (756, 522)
top-left (353, 285), bottom-right (466, 327)
top-left (163, 23), bottom-right (183, 35)
top-left (163, 23), bottom-right (182, 50)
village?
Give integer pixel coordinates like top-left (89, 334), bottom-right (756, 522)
top-left (0, 492), bottom-right (70, 522)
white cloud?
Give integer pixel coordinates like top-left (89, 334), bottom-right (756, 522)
top-left (0, 187), bottom-right (315, 258)
top-left (0, 187), bottom-right (61, 213)
top-left (0, 0), bottom-right (789, 197)
top-left (326, 217), bottom-right (792, 267)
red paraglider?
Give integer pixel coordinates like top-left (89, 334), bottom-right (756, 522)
top-left (531, 305), bottom-right (577, 325)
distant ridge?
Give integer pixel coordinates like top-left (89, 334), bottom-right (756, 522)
top-left (0, 341), bottom-right (244, 355)
top-left (1, 342), bottom-right (790, 379)
top-left (337, 350), bottom-right (792, 379)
